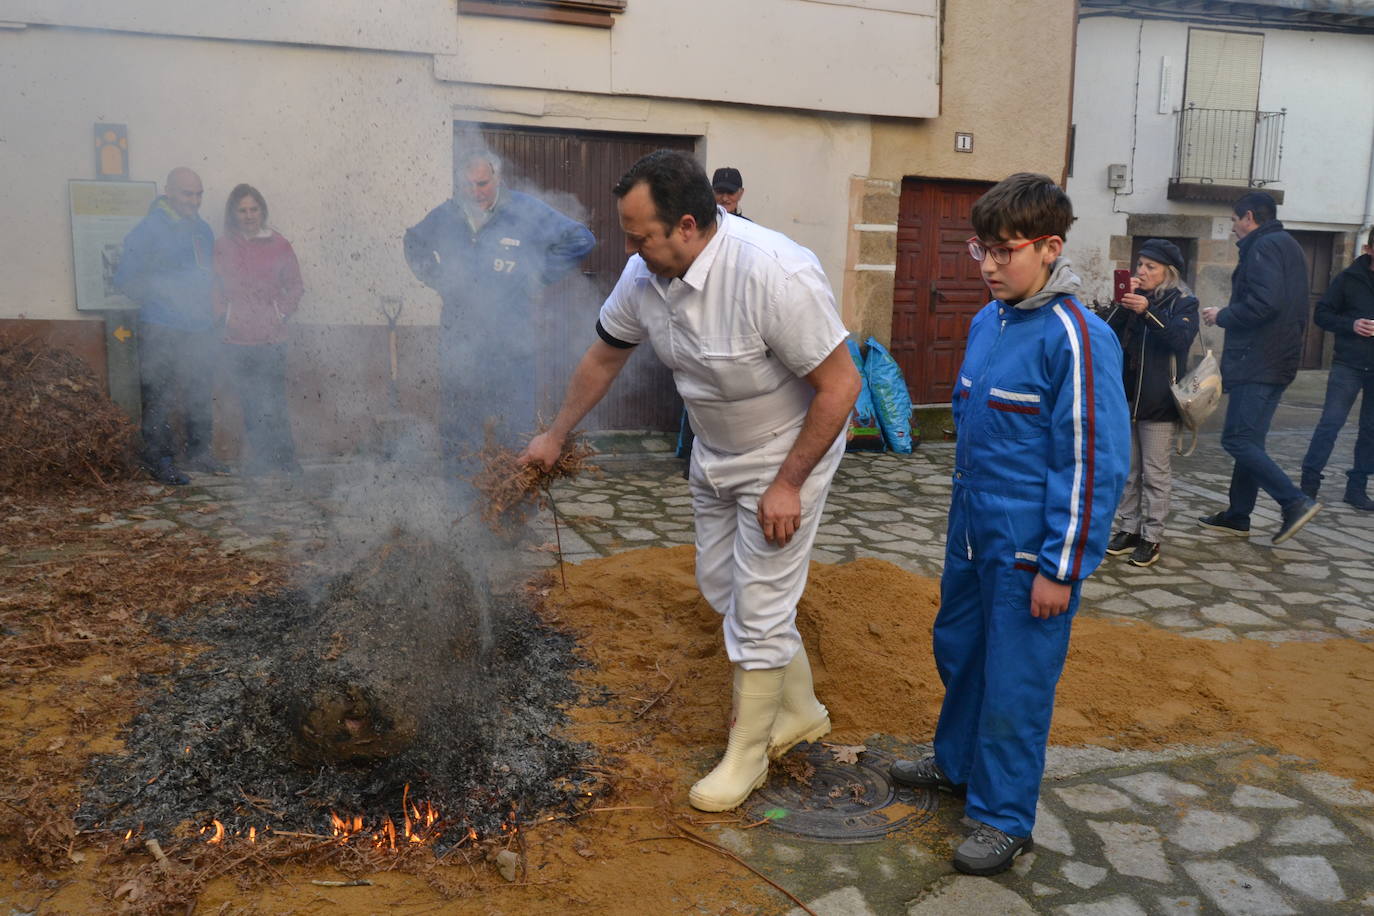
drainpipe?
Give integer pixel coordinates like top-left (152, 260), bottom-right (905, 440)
top-left (1363, 118), bottom-right (1374, 245)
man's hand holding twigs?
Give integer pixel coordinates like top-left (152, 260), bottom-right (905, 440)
top-left (519, 431), bottom-right (565, 471)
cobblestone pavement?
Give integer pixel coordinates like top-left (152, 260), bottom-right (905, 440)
top-left (60, 375), bottom-right (1374, 914)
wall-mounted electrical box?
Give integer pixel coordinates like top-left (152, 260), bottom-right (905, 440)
top-left (1107, 163), bottom-right (1128, 189)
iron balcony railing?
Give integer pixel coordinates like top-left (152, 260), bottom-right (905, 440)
top-left (1173, 106), bottom-right (1286, 187)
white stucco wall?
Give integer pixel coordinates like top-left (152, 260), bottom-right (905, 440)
top-left (0, 0), bottom-right (461, 54)
top-left (448, 84), bottom-right (871, 294)
top-left (0, 26), bottom-right (453, 326)
top-left (0, 25), bottom-right (873, 326)
top-left (1066, 15), bottom-right (1374, 295)
top-left (439, 0), bottom-right (939, 118)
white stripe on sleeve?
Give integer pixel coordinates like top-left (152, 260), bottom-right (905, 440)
top-left (1052, 304), bottom-right (1085, 580)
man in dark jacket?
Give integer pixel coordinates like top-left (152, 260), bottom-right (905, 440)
top-left (1199, 192), bottom-right (1320, 544)
top-left (404, 150), bottom-right (595, 465)
top-left (1299, 227), bottom-right (1374, 510)
top-left (114, 167), bottom-right (223, 485)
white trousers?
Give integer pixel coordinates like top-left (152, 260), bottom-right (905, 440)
top-left (690, 428), bottom-right (846, 670)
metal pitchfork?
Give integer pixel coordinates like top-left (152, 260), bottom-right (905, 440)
top-left (379, 296), bottom-right (403, 411)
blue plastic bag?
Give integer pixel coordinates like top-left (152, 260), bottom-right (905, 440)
top-left (845, 338), bottom-right (883, 451)
top-left (863, 336), bottom-right (914, 453)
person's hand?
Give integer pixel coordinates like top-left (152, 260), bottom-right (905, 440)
top-left (1120, 291), bottom-right (1149, 314)
top-left (1030, 573), bottom-right (1071, 619)
top-left (757, 479), bottom-right (802, 546)
top-left (519, 431), bottom-right (565, 471)
top-left (1354, 318), bottom-right (1374, 338)
top-left (1201, 306), bottom-right (1221, 326)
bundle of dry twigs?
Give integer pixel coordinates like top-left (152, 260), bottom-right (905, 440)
top-left (0, 338), bottom-right (140, 493)
top-left (469, 426), bottom-right (596, 532)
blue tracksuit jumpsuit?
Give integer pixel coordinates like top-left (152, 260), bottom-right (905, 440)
top-left (934, 277), bottom-right (1129, 838)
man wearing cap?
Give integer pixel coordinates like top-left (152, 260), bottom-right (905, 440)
top-left (711, 167), bottom-right (749, 221)
top-left (521, 150), bottom-right (860, 814)
top-left (1199, 191), bottom-right (1320, 544)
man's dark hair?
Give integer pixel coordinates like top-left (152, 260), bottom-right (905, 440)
top-left (971, 173), bottom-right (1074, 244)
top-left (224, 183), bottom-right (268, 236)
top-left (613, 150), bottom-right (718, 233)
top-left (1233, 191), bottom-right (1277, 225)
top-left (1365, 225), bottom-right (1373, 249)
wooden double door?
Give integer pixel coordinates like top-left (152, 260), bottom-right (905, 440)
top-left (465, 123), bottom-right (694, 431)
top-left (891, 178), bottom-right (995, 406)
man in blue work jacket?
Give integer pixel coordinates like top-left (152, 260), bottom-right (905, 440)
top-left (404, 150), bottom-right (595, 468)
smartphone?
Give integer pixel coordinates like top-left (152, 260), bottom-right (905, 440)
top-left (1113, 268), bottom-right (1132, 303)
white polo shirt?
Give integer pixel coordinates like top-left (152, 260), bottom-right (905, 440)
top-left (598, 210), bottom-right (848, 455)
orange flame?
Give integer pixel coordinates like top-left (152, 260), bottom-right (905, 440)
top-left (204, 819), bottom-right (225, 845)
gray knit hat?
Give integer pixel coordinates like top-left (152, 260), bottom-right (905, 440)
top-left (1137, 238), bottom-right (1185, 273)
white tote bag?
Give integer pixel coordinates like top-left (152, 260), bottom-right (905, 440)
top-left (1170, 349), bottom-right (1222, 456)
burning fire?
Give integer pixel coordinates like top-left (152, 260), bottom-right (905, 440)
top-left (198, 784), bottom-right (451, 849)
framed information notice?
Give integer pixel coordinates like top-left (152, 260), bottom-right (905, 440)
top-left (69, 179), bottom-right (158, 311)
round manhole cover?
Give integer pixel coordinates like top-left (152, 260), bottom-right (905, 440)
top-left (746, 744), bottom-right (937, 843)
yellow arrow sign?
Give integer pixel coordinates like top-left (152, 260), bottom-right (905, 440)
top-left (113, 326), bottom-right (132, 343)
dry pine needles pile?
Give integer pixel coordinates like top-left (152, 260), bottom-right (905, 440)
top-left (0, 338), bottom-right (140, 493)
top-left (471, 429), bottom-right (596, 531)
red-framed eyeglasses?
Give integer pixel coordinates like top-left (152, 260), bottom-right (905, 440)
top-left (966, 234), bottom-right (1056, 265)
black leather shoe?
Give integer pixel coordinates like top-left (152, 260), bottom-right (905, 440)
top-left (1198, 512), bottom-right (1250, 536)
top-left (1129, 539), bottom-right (1160, 567)
top-left (1106, 530), bottom-right (1139, 556)
top-left (1341, 480), bottom-right (1374, 516)
top-left (149, 457), bottom-right (190, 486)
top-left (1273, 497), bottom-right (1320, 545)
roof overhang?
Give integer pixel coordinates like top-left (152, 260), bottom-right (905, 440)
top-left (1080, 0), bottom-right (1374, 33)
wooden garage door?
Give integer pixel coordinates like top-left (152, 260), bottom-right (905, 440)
top-left (463, 123), bottom-right (696, 431)
top-left (1290, 230), bottom-right (1335, 371)
top-left (892, 179), bottom-right (994, 406)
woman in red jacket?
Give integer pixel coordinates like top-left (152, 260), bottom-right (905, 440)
top-left (214, 184), bottom-right (304, 475)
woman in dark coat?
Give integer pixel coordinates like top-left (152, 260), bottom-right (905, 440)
top-left (1103, 239), bottom-right (1200, 567)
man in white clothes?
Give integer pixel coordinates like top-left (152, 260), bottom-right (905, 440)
top-left (520, 150), bottom-right (860, 812)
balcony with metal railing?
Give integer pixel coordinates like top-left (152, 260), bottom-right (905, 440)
top-left (1168, 106), bottom-right (1287, 204)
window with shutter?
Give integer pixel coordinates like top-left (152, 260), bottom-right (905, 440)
top-left (1177, 28), bottom-right (1265, 186)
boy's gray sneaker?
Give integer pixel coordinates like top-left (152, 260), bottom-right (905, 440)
top-left (953, 821), bottom-right (1034, 876)
top-left (889, 756), bottom-right (965, 796)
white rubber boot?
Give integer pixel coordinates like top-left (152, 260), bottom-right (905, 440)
top-left (767, 646), bottom-right (831, 760)
top-left (688, 666), bottom-right (785, 812)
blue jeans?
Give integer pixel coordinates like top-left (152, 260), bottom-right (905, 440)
top-left (1221, 382), bottom-right (1306, 519)
top-left (1300, 362), bottom-right (1374, 483)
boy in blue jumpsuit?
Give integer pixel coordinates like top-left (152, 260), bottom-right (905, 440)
top-left (890, 173), bottom-right (1130, 876)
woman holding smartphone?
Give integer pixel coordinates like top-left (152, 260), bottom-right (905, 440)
top-left (1103, 238), bottom-right (1199, 567)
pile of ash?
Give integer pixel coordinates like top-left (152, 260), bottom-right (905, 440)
top-left (0, 338), bottom-right (139, 493)
top-left (77, 540), bottom-right (599, 846)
